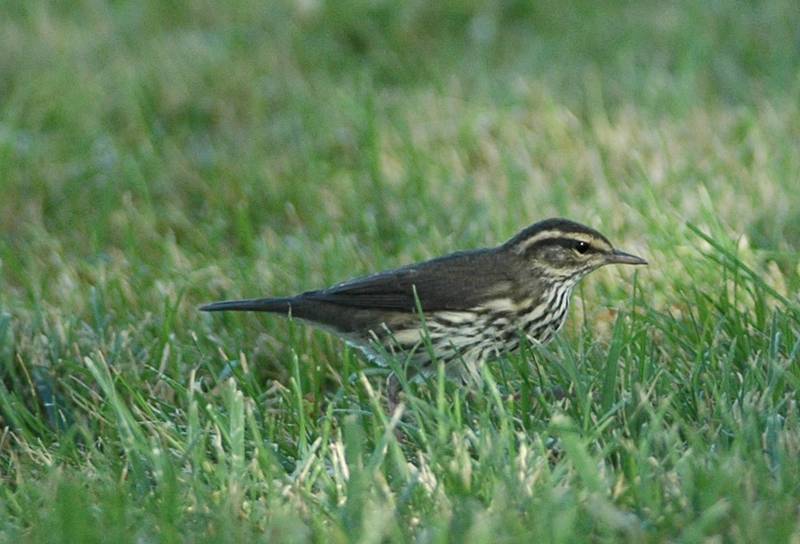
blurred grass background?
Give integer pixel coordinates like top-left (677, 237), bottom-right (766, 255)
top-left (1, 1), bottom-right (799, 542)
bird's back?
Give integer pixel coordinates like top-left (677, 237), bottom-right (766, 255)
top-left (286, 247), bottom-right (518, 332)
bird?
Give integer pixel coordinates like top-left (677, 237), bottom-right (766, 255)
top-left (201, 218), bottom-right (646, 397)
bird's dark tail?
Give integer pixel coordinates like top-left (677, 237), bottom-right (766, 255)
top-left (199, 297), bottom-right (295, 313)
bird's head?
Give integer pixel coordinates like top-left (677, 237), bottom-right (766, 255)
top-left (506, 218), bottom-right (647, 283)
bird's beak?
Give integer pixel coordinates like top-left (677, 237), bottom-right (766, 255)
top-left (606, 249), bottom-right (648, 266)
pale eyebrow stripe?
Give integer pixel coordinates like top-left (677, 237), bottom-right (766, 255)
top-left (516, 231), bottom-right (600, 252)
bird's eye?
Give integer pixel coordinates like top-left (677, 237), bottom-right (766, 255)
top-left (574, 241), bottom-right (590, 254)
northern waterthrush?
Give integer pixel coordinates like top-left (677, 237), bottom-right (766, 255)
top-left (201, 218), bottom-right (646, 390)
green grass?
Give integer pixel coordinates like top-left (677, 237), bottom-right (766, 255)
top-left (1, 0), bottom-right (800, 541)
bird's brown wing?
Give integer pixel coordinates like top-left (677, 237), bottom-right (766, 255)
top-left (300, 249), bottom-right (512, 312)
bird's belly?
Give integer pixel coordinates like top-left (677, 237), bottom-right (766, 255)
top-left (351, 291), bottom-right (572, 382)
top-left (364, 311), bottom-right (509, 382)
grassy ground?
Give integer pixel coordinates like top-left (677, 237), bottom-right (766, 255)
top-left (2, 1), bottom-right (800, 542)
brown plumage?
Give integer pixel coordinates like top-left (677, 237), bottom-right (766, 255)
top-left (201, 218), bottom-right (646, 385)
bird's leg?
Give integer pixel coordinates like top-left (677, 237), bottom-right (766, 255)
top-left (386, 372), bottom-right (402, 414)
top-left (384, 372), bottom-right (413, 444)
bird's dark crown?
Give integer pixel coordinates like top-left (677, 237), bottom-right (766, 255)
top-left (506, 218), bottom-right (612, 252)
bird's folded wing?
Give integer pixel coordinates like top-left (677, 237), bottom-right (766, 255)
top-left (301, 250), bottom-right (511, 312)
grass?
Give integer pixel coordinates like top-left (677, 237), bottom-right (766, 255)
top-left (1, 0), bottom-right (799, 541)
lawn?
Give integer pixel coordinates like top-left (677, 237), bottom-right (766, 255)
top-left (1, 1), bottom-right (799, 542)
